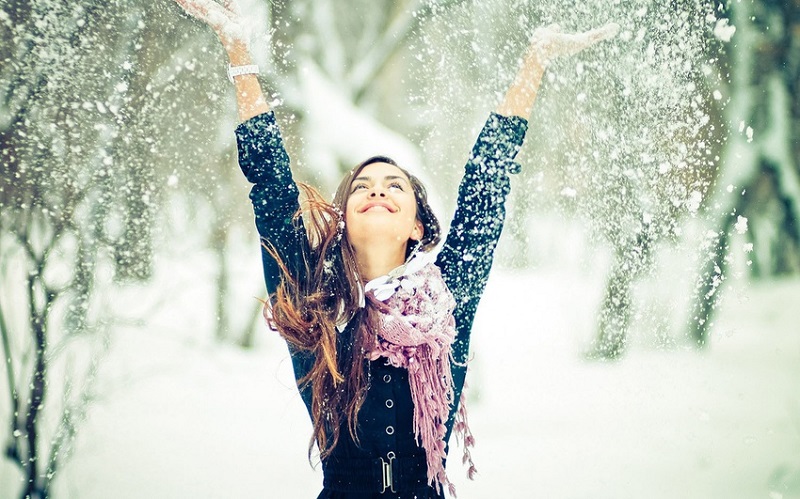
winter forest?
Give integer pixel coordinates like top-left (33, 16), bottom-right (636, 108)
top-left (1, 0), bottom-right (799, 498)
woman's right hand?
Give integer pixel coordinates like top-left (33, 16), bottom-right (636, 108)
top-left (173, 0), bottom-right (251, 63)
top-left (173, 0), bottom-right (269, 123)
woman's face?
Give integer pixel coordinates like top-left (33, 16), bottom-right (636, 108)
top-left (344, 162), bottom-right (423, 253)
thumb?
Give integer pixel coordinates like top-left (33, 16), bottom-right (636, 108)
top-left (588, 23), bottom-right (620, 44)
top-left (223, 0), bottom-right (243, 17)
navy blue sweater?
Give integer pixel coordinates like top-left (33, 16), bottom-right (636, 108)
top-left (236, 111), bottom-right (527, 498)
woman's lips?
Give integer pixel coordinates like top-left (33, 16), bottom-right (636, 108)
top-left (359, 201), bottom-right (397, 213)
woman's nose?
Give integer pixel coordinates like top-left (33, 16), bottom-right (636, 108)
top-left (369, 188), bottom-right (386, 197)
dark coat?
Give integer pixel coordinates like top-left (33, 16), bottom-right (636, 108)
top-left (235, 111), bottom-right (528, 498)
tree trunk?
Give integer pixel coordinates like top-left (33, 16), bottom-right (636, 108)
top-left (590, 229), bottom-right (654, 359)
top-left (238, 294), bottom-right (266, 349)
top-left (212, 214), bottom-right (230, 342)
top-left (591, 262), bottom-right (635, 359)
top-left (22, 272), bottom-right (51, 499)
top-left (689, 217), bottom-right (732, 345)
top-left (689, 0), bottom-right (800, 345)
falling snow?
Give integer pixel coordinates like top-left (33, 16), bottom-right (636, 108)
top-left (1, 0), bottom-right (798, 498)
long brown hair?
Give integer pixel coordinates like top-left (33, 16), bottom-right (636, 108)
top-left (267, 156), bottom-right (441, 461)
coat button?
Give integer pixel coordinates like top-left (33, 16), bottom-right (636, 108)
top-left (383, 374), bottom-right (391, 383)
top-left (385, 399), bottom-right (394, 409)
top-left (385, 426), bottom-right (395, 435)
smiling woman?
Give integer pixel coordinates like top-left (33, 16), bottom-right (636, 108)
top-left (172, 0), bottom-right (617, 497)
top-left (343, 159), bottom-right (429, 279)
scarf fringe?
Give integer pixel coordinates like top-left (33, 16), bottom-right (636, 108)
top-left (365, 262), bottom-right (477, 496)
top-left (454, 390), bottom-right (477, 480)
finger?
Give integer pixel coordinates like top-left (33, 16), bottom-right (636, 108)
top-left (223, 0), bottom-right (242, 17)
top-left (543, 31), bottom-right (600, 58)
top-left (562, 33), bottom-right (596, 54)
top-left (587, 23), bottom-right (620, 43)
top-left (205, 0), bottom-right (238, 22)
top-left (532, 23), bottom-right (560, 34)
top-left (174, 0), bottom-right (208, 21)
top-left (558, 24), bottom-right (619, 55)
top-left (192, 0), bottom-right (236, 32)
top-left (174, 0), bottom-right (232, 27)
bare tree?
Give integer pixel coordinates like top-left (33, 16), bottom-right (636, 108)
top-left (689, 0), bottom-right (800, 345)
top-left (0, 1), bottom-right (200, 496)
top-left (569, 0), bottom-right (800, 355)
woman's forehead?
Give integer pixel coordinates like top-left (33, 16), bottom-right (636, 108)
top-left (353, 162), bottom-right (410, 182)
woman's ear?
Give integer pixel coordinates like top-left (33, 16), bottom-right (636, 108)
top-left (411, 219), bottom-right (424, 241)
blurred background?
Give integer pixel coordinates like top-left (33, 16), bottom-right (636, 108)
top-left (0, 0), bottom-right (798, 497)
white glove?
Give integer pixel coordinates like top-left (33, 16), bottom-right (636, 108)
top-left (531, 23), bottom-right (620, 63)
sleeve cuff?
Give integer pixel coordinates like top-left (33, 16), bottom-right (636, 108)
top-left (470, 112), bottom-right (528, 162)
top-left (235, 111), bottom-right (293, 186)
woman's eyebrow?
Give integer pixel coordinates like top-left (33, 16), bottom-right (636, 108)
top-left (352, 175), bottom-right (408, 183)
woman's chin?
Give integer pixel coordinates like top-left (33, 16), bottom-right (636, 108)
top-left (348, 226), bottom-right (411, 248)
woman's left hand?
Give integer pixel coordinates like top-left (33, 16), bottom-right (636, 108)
top-left (529, 23), bottom-right (620, 64)
top-left (496, 22), bottom-right (620, 122)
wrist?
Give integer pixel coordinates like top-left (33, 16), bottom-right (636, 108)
top-left (227, 63), bottom-right (260, 83)
top-left (525, 43), bottom-right (550, 67)
top-left (226, 40), bottom-right (252, 66)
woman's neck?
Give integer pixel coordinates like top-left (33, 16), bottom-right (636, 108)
top-left (356, 245), bottom-right (408, 281)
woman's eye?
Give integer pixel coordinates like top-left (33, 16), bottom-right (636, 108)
top-left (389, 182), bottom-right (404, 191)
top-left (352, 184), bottom-right (367, 191)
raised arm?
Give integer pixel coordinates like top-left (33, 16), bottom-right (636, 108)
top-left (173, 0), bottom-right (305, 295)
top-left (173, 0), bottom-right (270, 122)
top-left (496, 23), bottom-right (620, 119)
top-left (439, 23), bottom-right (620, 364)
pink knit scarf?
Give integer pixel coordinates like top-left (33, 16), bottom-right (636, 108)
top-left (364, 256), bottom-right (474, 495)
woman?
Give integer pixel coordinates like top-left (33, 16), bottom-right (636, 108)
top-left (174, 1), bottom-right (618, 496)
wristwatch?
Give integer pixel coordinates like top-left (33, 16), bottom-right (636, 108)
top-left (227, 64), bottom-right (260, 83)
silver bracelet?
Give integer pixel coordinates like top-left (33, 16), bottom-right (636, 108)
top-left (227, 64), bottom-right (260, 83)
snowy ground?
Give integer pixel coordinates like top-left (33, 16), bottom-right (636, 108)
top-left (1, 239), bottom-right (799, 499)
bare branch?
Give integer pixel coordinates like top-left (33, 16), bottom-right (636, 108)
top-left (44, 336), bottom-right (106, 491)
top-left (0, 296), bottom-right (22, 469)
top-left (238, 292), bottom-right (267, 349)
top-left (310, 0), bottom-right (347, 83)
top-left (349, 0), bottom-right (469, 102)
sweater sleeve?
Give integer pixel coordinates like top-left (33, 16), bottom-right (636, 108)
top-left (235, 111), bottom-right (314, 396)
top-left (435, 112), bottom-right (528, 364)
top-left (235, 111), bottom-right (308, 295)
